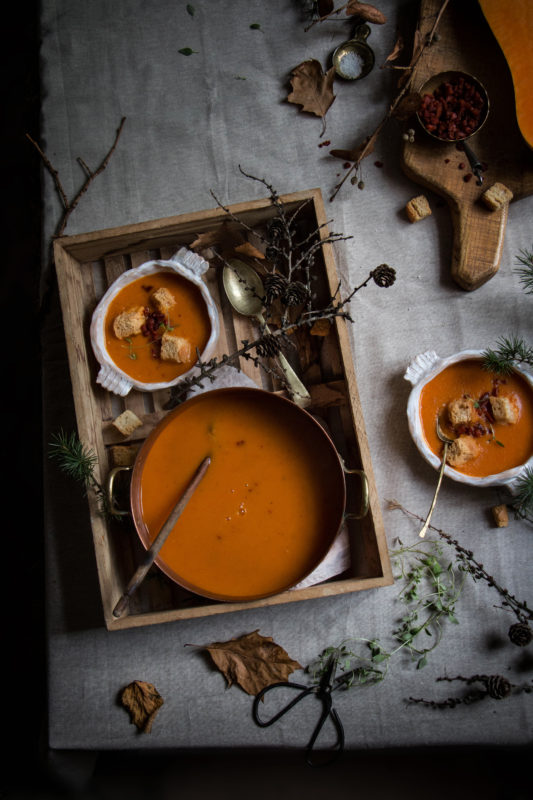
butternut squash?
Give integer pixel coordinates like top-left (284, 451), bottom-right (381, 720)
top-left (478, 0), bottom-right (533, 149)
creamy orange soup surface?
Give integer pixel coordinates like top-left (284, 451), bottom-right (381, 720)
top-left (420, 359), bottom-right (533, 477)
top-left (137, 390), bottom-right (344, 600)
top-left (104, 271), bottom-right (211, 384)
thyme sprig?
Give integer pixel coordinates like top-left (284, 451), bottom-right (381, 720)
top-left (389, 500), bottom-right (533, 626)
top-left (48, 430), bottom-right (115, 519)
top-left (308, 536), bottom-right (466, 687)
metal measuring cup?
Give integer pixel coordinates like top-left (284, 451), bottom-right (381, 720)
top-left (416, 70), bottom-right (490, 185)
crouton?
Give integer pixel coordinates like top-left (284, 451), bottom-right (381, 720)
top-left (151, 287), bottom-right (176, 314)
top-left (406, 195), bottom-right (432, 223)
top-left (448, 396), bottom-right (475, 427)
top-left (160, 332), bottom-right (191, 363)
top-left (489, 395), bottom-right (519, 425)
top-left (110, 444), bottom-right (140, 467)
top-left (491, 504), bottom-right (509, 528)
top-left (113, 306), bottom-right (145, 339)
top-left (112, 409), bottom-right (143, 437)
top-left (446, 435), bottom-right (480, 468)
top-left (481, 182), bottom-right (513, 211)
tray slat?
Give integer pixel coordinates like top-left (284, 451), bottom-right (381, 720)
top-left (54, 188), bottom-right (393, 630)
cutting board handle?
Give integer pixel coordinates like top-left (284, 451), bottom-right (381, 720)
top-left (448, 194), bottom-right (510, 291)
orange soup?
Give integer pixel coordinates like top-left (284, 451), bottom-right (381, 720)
top-left (420, 359), bottom-right (533, 477)
top-left (104, 271), bottom-right (211, 384)
top-left (134, 389), bottom-right (345, 600)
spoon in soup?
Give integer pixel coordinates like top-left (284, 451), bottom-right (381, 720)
top-left (223, 259), bottom-right (311, 408)
top-left (418, 417), bottom-right (455, 538)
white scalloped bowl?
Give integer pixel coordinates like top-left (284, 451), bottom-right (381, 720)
top-left (90, 248), bottom-right (220, 396)
top-left (405, 349), bottom-right (533, 493)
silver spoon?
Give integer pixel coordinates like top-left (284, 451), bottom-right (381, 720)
top-left (222, 259), bottom-right (311, 408)
top-left (418, 417), bottom-right (454, 538)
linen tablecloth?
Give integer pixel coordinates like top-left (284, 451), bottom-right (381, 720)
top-left (41, 0), bottom-right (533, 756)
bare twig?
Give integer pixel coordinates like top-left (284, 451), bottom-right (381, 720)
top-left (329, 0), bottom-right (450, 200)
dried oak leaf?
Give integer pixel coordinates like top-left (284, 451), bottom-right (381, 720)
top-left (235, 241), bottom-right (265, 259)
top-left (346, 1), bottom-right (386, 24)
top-left (383, 34), bottom-right (404, 65)
top-left (204, 630), bottom-right (302, 695)
top-left (287, 60), bottom-right (336, 120)
top-left (310, 318), bottom-right (332, 336)
top-left (190, 221), bottom-right (245, 256)
top-left (330, 131), bottom-right (377, 163)
top-left (120, 680), bottom-right (164, 733)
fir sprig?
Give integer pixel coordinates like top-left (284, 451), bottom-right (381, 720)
top-left (482, 335), bottom-right (533, 376)
top-left (48, 430), bottom-right (115, 518)
top-left (515, 245), bottom-right (533, 294)
top-left (511, 466), bottom-right (533, 523)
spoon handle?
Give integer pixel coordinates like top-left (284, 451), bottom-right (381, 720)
top-left (418, 442), bottom-right (449, 538)
top-left (259, 316), bottom-right (311, 407)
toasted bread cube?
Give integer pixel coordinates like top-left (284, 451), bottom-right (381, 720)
top-left (406, 195), bottom-right (432, 223)
top-left (489, 395), bottom-right (519, 425)
top-left (110, 444), bottom-right (140, 467)
top-left (160, 333), bottom-right (191, 363)
top-left (481, 182), bottom-right (513, 211)
top-left (446, 435), bottom-right (480, 468)
top-left (448, 396), bottom-right (475, 427)
top-left (151, 287), bottom-right (176, 314)
top-left (113, 306), bottom-right (145, 339)
top-left (491, 504), bottom-right (509, 528)
top-left (112, 410), bottom-right (143, 437)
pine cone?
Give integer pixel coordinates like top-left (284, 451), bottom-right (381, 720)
top-left (372, 264), bottom-right (396, 288)
top-left (485, 675), bottom-right (511, 700)
top-left (256, 333), bottom-right (282, 358)
top-left (508, 622), bottom-right (533, 647)
top-left (264, 273), bottom-right (288, 304)
top-left (282, 280), bottom-right (309, 307)
top-left (266, 217), bottom-right (285, 244)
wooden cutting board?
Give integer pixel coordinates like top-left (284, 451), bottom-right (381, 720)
top-left (401, 0), bottom-right (533, 290)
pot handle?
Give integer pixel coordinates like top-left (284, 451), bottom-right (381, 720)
top-left (341, 462), bottom-right (369, 520)
top-left (107, 465), bottom-right (133, 518)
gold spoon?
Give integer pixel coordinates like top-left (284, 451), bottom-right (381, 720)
top-left (223, 259), bottom-right (311, 408)
top-left (418, 417), bottom-right (454, 538)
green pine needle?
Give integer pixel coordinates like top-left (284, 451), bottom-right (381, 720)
top-left (482, 335), bottom-right (533, 375)
top-left (512, 466), bottom-right (533, 519)
top-left (49, 429), bottom-right (98, 485)
top-left (515, 246), bottom-right (533, 295)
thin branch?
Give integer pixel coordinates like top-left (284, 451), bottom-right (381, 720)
top-left (329, 0), bottom-right (451, 200)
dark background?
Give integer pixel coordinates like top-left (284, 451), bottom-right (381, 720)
top-left (4, 1), bottom-right (531, 798)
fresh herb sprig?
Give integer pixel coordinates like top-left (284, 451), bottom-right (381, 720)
top-left (48, 430), bottom-right (115, 518)
top-left (308, 537), bottom-right (466, 688)
top-left (515, 245), bottom-right (533, 294)
top-left (482, 335), bottom-right (533, 376)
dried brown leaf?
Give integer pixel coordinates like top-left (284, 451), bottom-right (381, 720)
top-left (235, 241), bottom-right (265, 259)
top-left (317, 0), bottom-right (335, 17)
top-left (346, 1), bottom-right (386, 24)
top-left (310, 318), bottom-right (332, 336)
top-left (392, 91), bottom-right (422, 121)
top-left (383, 34), bottom-right (404, 65)
top-left (330, 132), bottom-right (376, 163)
top-left (287, 60), bottom-right (336, 120)
top-left (120, 680), bottom-right (164, 733)
top-left (190, 221), bottom-right (245, 255)
top-left (204, 630), bottom-right (302, 695)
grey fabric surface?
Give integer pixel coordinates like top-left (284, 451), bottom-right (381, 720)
top-left (42, 0), bottom-right (533, 752)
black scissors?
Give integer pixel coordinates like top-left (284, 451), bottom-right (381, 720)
top-left (252, 655), bottom-right (345, 766)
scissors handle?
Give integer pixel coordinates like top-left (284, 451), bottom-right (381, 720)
top-left (252, 681), bottom-right (313, 727)
top-left (305, 697), bottom-right (345, 768)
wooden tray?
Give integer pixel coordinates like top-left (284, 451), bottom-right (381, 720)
top-left (53, 188), bottom-right (393, 631)
top-left (401, 0), bottom-right (533, 290)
